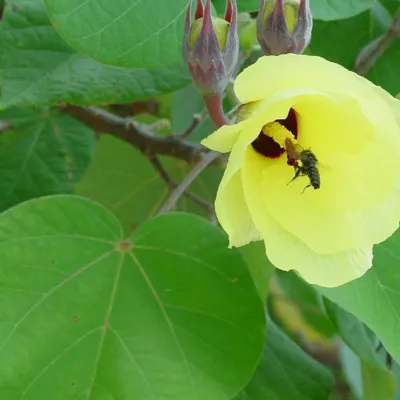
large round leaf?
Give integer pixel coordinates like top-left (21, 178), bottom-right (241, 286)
top-left (44, 0), bottom-right (189, 69)
top-left (0, 195), bottom-right (265, 399)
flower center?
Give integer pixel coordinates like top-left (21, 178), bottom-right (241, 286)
top-left (251, 108), bottom-right (298, 158)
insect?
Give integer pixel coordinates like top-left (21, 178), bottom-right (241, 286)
top-left (284, 138), bottom-right (320, 193)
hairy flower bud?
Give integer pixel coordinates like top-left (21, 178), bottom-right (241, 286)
top-left (182, 0), bottom-right (239, 95)
top-left (256, 0), bottom-right (312, 55)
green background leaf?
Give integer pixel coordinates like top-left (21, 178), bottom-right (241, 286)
top-left (362, 364), bottom-right (396, 400)
top-left (0, 0), bottom-right (190, 108)
top-left (309, 1), bottom-right (400, 95)
top-left (341, 344), bottom-right (363, 399)
top-left (235, 320), bottom-right (334, 400)
top-left (310, 0), bottom-right (375, 20)
top-left (44, 0), bottom-right (189, 69)
top-left (275, 271), bottom-right (336, 340)
top-left (240, 242), bottom-right (275, 302)
top-left (172, 84), bottom-right (215, 143)
top-left (0, 196), bottom-right (266, 399)
top-left (75, 134), bottom-right (222, 233)
top-left (324, 300), bottom-right (397, 399)
top-left (319, 228), bottom-right (400, 367)
top-left (213, 0), bottom-right (376, 20)
top-left (0, 108), bottom-right (95, 212)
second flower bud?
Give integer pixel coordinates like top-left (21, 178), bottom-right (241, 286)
top-left (257, 0), bottom-right (313, 56)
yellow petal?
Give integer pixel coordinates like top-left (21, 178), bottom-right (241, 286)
top-left (234, 54), bottom-right (384, 105)
top-left (201, 91), bottom-right (301, 160)
top-left (291, 93), bottom-right (400, 213)
top-left (261, 215), bottom-right (373, 288)
top-left (293, 94), bottom-right (374, 154)
top-left (201, 122), bottom-right (247, 153)
top-left (244, 143), bottom-right (400, 254)
top-left (240, 151), bottom-right (373, 287)
top-left (243, 145), bottom-right (400, 253)
top-left (215, 170), bottom-right (261, 247)
top-left (202, 89), bottom-right (338, 155)
top-left (366, 80), bottom-right (400, 127)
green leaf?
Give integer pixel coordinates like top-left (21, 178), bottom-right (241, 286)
top-left (319, 228), bottom-right (400, 366)
top-left (309, 4), bottom-right (400, 95)
top-left (324, 300), bottom-right (378, 365)
top-left (341, 344), bottom-right (363, 399)
top-left (235, 320), bottom-right (334, 400)
top-left (76, 134), bottom-right (222, 234)
top-left (240, 242), bottom-right (275, 302)
top-left (213, 0), bottom-right (258, 13)
top-left (324, 300), bottom-right (397, 399)
top-left (213, 0), bottom-right (375, 19)
top-left (310, 0), bottom-right (375, 20)
top-left (275, 271), bottom-right (336, 339)
top-left (44, 0), bottom-right (189, 69)
top-left (380, 0), bottom-right (400, 15)
top-left (362, 364), bottom-right (396, 400)
top-left (340, 343), bottom-right (396, 400)
top-left (309, 12), bottom-right (372, 68)
top-left (0, 196), bottom-right (266, 399)
top-left (172, 84), bottom-right (215, 143)
top-left (0, 0), bottom-right (190, 108)
top-left (367, 38), bottom-right (400, 97)
top-left (0, 108), bottom-right (95, 212)
top-left (394, 362), bottom-right (400, 400)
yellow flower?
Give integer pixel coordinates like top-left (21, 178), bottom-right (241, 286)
top-left (201, 54), bottom-right (400, 288)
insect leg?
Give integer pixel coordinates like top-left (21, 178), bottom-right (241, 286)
top-left (287, 166), bottom-right (302, 186)
top-left (301, 184), bottom-right (311, 194)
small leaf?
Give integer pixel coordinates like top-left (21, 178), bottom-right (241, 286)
top-left (75, 135), bottom-right (221, 233)
top-left (324, 300), bottom-right (397, 399)
top-left (362, 363), bottom-right (396, 400)
top-left (341, 344), bottom-right (363, 399)
top-left (0, 0), bottom-right (190, 108)
top-left (44, 0), bottom-right (189, 69)
top-left (324, 300), bottom-right (378, 365)
top-left (0, 108), bottom-right (95, 212)
top-left (319, 228), bottom-right (400, 365)
top-left (235, 320), bottom-right (334, 400)
top-left (0, 196), bottom-right (266, 399)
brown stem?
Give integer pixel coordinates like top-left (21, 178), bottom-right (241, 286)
top-left (179, 111), bottom-right (206, 139)
top-left (203, 94), bottom-right (230, 128)
top-left (148, 155), bottom-right (213, 212)
top-left (60, 105), bottom-right (210, 164)
top-left (157, 151), bottom-right (221, 215)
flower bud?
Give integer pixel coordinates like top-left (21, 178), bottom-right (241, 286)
top-left (256, 0), bottom-right (312, 55)
top-left (182, 0), bottom-right (239, 95)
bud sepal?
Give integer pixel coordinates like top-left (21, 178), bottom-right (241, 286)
top-left (182, 0), bottom-right (239, 95)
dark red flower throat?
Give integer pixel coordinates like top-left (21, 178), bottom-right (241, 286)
top-left (251, 108), bottom-right (298, 158)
